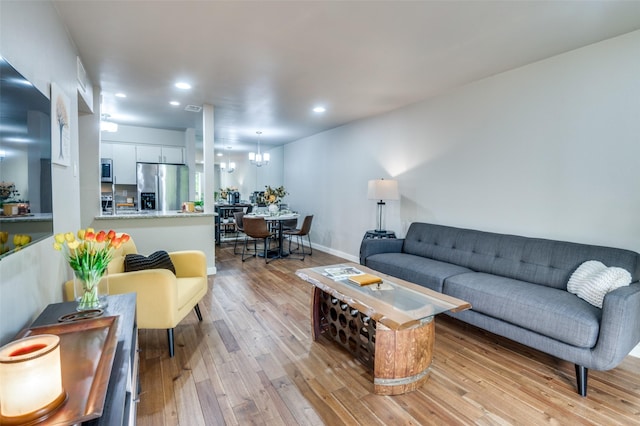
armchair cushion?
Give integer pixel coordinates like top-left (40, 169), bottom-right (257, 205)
top-left (124, 250), bottom-right (176, 274)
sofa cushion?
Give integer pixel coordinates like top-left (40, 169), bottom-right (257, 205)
top-left (443, 272), bottom-right (602, 348)
top-left (402, 222), bottom-right (640, 290)
top-left (567, 260), bottom-right (632, 308)
top-left (365, 252), bottom-right (472, 292)
top-left (124, 250), bottom-right (176, 274)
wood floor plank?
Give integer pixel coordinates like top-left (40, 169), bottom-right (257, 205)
top-left (195, 379), bottom-right (225, 425)
top-left (256, 370), bottom-right (300, 425)
top-left (271, 372), bottom-right (325, 426)
top-left (198, 341), bottom-right (240, 425)
top-left (136, 243), bottom-right (640, 425)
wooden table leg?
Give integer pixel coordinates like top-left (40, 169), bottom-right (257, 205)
top-left (373, 318), bottom-right (434, 395)
top-left (310, 287), bottom-right (323, 341)
top-left (309, 287), bottom-right (434, 395)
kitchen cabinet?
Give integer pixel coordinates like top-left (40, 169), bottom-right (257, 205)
top-left (135, 145), bottom-right (161, 163)
top-left (101, 142), bottom-right (185, 186)
top-left (101, 142), bottom-right (113, 160)
top-left (110, 143), bottom-right (137, 185)
top-left (136, 145), bottom-right (184, 164)
top-left (161, 146), bottom-right (184, 164)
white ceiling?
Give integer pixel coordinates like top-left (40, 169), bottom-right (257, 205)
top-left (53, 1), bottom-right (640, 154)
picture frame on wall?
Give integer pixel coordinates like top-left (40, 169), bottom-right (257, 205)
top-left (51, 82), bottom-right (70, 166)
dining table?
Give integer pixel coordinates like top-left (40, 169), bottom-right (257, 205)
top-left (244, 212), bottom-right (300, 260)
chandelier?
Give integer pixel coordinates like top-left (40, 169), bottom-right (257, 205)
top-left (249, 131), bottom-right (270, 167)
top-left (219, 147), bottom-right (235, 173)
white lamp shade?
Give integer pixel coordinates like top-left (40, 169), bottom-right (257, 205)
top-left (220, 162), bottom-right (226, 169)
top-left (367, 179), bottom-right (400, 201)
top-left (0, 334), bottom-right (64, 419)
top-left (248, 152), bottom-right (255, 161)
top-left (263, 152), bottom-right (270, 162)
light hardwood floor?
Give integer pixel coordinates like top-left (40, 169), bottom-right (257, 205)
top-left (136, 243), bottom-right (640, 425)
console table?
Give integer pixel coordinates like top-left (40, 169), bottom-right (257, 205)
top-left (28, 293), bottom-right (139, 425)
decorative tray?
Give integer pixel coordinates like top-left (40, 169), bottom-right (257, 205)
top-left (14, 315), bottom-right (119, 425)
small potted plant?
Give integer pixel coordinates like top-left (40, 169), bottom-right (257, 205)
top-left (0, 182), bottom-right (20, 216)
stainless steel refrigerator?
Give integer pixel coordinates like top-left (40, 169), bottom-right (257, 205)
top-left (137, 163), bottom-right (189, 212)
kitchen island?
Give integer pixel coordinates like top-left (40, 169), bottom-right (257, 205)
top-left (93, 211), bottom-right (216, 275)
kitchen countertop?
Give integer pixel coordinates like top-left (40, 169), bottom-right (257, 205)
top-left (0, 212), bottom-right (53, 222)
top-left (96, 210), bottom-right (215, 220)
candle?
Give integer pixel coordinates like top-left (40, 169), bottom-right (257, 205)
top-left (0, 334), bottom-right (66, 422)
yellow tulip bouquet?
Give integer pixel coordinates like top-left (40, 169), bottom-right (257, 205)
top-left (53, 228), bottom-right (130, 310)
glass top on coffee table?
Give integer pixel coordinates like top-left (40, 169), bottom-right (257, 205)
top-left (296, 263), bottom-right (470, 330)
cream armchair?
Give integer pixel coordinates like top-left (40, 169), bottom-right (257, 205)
top-left (65, 237), bottom-right (208, 357)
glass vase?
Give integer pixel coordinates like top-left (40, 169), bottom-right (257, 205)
top-left (73, 268), bottom-right (109, 311)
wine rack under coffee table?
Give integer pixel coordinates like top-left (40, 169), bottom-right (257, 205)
top-left (296, 263), bottom-right (470, 396)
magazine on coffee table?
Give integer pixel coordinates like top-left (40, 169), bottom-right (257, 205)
top-left (323, 266), bottom-right (364, 281)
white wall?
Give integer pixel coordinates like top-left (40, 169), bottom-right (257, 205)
top-left (79, 85), bottom-right (102, 229)
top-left (0, 1), bottom-right (83, 344)
top-left (285, 30), bottom-right (640, 358)
top-left (285, 30), bottom-right (640, 261)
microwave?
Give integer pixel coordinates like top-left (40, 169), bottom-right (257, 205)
top-left (101, 158), bottom-right (113, 182)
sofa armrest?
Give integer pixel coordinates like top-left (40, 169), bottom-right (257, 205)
top-left (169, 250), bottom-right (207, 278)
top-left (592, 282), bottom-right (640, 370)
top-left (359, 238), bottom-right (404, 265)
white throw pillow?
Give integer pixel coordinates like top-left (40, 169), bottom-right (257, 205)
top-left (567, 260), bottom-right (632, 308)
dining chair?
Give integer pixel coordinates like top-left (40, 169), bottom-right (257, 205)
top-left (232, 211), bottom-right (246, 254)
top-left (242, 217), bottom-right (275, 263)
top-left (281, 218), bottom-right (298, 231)
top-left (283, 215), bottom-right (313, 259)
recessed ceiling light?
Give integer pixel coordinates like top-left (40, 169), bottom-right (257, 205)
top-left (313, 106), bottom-right (326, 113)
top-left (170, 101), bottom-right (180, 106)
top-left (175, 82), bottom-right (191, 90)
top-left (217, 152), bottom-right (223, 157)
top-left (115, 93), bottom-right (127, 98)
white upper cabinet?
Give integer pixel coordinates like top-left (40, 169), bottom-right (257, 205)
top-left (161, 146), bottom-right (184, 164)
top-left (136, 145), bottom-right (162, 163)
top-left (136, 145), bottom-right (184, 164)
top-left (101, 142), bottom-right (113, 160)
top-left (110, 143), bottom-right (137, 185)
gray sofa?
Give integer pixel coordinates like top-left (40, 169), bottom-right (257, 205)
top-left (359, 222), bottom-right (640, 396)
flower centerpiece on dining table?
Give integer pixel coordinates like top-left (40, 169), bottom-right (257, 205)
top-left (53, 228), bottom-right (129, 310)
top-left (263, 185), bottom-right (288, 213)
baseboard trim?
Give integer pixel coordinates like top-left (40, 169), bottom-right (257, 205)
top-left (311, 244), bottom-right (358, 264)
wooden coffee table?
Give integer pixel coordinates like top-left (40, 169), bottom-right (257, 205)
top-left (296, 263), bottom-right (470, 395)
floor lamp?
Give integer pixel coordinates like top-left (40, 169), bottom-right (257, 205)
top-left (367, 179), bottom-right (399, 233)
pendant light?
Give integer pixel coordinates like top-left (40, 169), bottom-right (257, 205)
top-left (219, 147), bottom-right (235, 173)
top-left (249, 131), bottom-right (270, 167)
